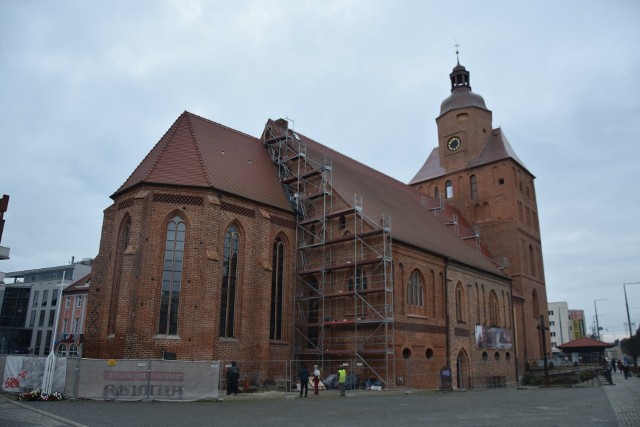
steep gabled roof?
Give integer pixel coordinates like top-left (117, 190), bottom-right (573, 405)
top-left (469, 128), bottom-right (530, 174)
top-left (408, 127), bottom-right (530, 185)
top-left (113, 112), bottom-right (292, 211)
top-left (280, 123), bottom-right (507, 278)
top-left (409, 147), bottom-right (444, 184)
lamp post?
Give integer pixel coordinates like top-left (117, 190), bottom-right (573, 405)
top-left (594, 299), bottom-right (607, 341)
top-left (50, 270), bottom-right (66, 353)
top-left (624, 282), bottom-right (640, 338)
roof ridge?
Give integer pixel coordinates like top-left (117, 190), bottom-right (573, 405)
top-left (185, 111), bottom-right (260, 142)
top-left (184, 113), bottom-right (214, 187)
top-left (143, 112), bottom-right (186, 182)
top-left (297, 131), bottom-right (410, 189)
top-left (111, 113), bottom-right (185, 197)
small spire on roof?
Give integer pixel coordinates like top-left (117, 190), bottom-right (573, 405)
top-left (454, 39), bottom-right (460, 65)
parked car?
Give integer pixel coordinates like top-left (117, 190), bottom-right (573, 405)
top-left (322, 372), bottom-right (359, 390)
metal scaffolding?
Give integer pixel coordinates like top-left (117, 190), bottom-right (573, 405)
top-left (263, 119), bottom-right (395, 388)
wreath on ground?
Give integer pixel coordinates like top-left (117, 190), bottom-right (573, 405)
top-left (17, 389), bottom-right (63, 401)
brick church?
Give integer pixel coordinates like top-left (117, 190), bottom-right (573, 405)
top-left (84, 60), bottom-right (549, 389)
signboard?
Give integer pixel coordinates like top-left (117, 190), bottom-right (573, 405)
top-left (572, 320), bottom-right (583, 339)
top-left (439, 367), bottom-right (452, 390)
top-left (475, 325), bottom-right (513, 350)
top-left (75, 359), bottom-right (220, 401)
top-left (569, 310), bottom-right (584, 321)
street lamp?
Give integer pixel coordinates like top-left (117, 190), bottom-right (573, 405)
top-left (624, 282), bottom-right (640, 338)
top-left (594, 299), bottom-right (607, 341)
top-left (50, 270), bottom-right (67, 353)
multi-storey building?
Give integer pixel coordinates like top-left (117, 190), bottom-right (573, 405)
top-left (56, 273), bottom-right (90, 357)
top-left (0, 259), bottom-right (92, 355)
top-left (548, 302), bottom-right (570, 355)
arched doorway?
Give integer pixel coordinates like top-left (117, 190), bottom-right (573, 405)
top-left (456, 350), bottom-right (470, 390)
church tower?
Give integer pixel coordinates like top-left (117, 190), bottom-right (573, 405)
top-left (410, 58), bottom-right (550, 372)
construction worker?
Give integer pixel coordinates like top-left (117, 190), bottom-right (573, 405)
top-left (338, 365), bottom-right (347, 397)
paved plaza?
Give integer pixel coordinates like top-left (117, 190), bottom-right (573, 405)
top-left (1, 376), bottom-right (639, 427)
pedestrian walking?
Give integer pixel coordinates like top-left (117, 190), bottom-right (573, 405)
top-left (299, 365), bottom-right (309, 397)
top-left (312, 365), bottom-right (321, 395)
top-left (611, 359), bottom-right (617, 373)
top-left (338, 365), bottom-right (347, 397)
top-left (226, 361), bottom-right (240, 395)
top-left (623, 363), bottom-right (630, 380)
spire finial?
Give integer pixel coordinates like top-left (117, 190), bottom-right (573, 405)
top-left (454, 39), bottom-right (460, 64)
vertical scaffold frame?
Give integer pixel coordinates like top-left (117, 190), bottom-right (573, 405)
top-left (263, 119), bottom-right (395, 388)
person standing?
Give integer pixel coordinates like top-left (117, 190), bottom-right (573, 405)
top-left (623, 363), bottom-right (630, 380)
top-left (611, 359), bottom-right (617, 373)
top-left (226, 361), bottom-right (240, 395)
top-left (299, 365), bottom-right (309, 397)
top-left (312, 365), bottom-right (321, 395)
top-left (338, 366), bottom-right (347, 397)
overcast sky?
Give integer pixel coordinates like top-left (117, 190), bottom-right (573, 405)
top-left (1, 1), bottom-right (639, 342)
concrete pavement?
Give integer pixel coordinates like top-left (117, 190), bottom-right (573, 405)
top-left (603, 372), bottom-right (640, 427)
top-left (1, 376), bottom-right (638, 426)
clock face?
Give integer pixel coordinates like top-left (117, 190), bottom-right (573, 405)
top-left (447, 136), bottom-right (462, 152)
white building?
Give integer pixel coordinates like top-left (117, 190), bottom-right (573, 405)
top-left (548, 302), bottom-right (571, 355)
top-left (1, 259), bottom-right (92, 355)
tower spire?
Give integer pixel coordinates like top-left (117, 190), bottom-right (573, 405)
top-left (455, 39), bottom-right (460, 65)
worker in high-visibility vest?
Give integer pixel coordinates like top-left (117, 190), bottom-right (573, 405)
top-left (337, 366), bottom-right (346, 396)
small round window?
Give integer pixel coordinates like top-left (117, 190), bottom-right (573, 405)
top-left (402, 348), bottom-right (412, 359)
top-left (426, 348), bottom-right (434, 359)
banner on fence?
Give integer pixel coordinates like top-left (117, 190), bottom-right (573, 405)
top-left (75, 359), bottom-right (220, 401)
top-left (2, 355), bottom-right (66, 393)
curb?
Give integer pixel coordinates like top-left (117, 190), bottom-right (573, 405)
top-left (0, 393), bottom-right (88, 427)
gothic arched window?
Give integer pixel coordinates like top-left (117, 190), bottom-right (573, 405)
top-left (270, 238), bottom-right (285, 340)
top-left (489, 291), bottom-right (500, 327)
top-left (456, 283), bottom-right (465, 323)
top-left (109, 216), bottom-right (131, 335)
top-left (408, 270), bottom-right (424, 307)
top-left (470, 175), bottom-right (478, 200)
top-left (220, 225), bottom-right (240, 337)
top-left (348, 267), bottom-right (368, 291)
top-left (445, 180), bottom-right (454, 199)
top-left (158, 215), bottom-right (185, 335)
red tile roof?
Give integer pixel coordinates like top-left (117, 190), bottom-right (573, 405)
top-left (113, 112), bottom-right (292, 211)
top-left (63, 273), bottom-right (91, 294)
top-left (557, 337), bottom-right (615, 349)
top-left (409, 127), bottom-right (530, 184)
top-left (265, 119), bottom-right (507, 278)
top-left (469, 128), bottom-right (530, 175)
top-left (114, 112), bottom-right (508, 279)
